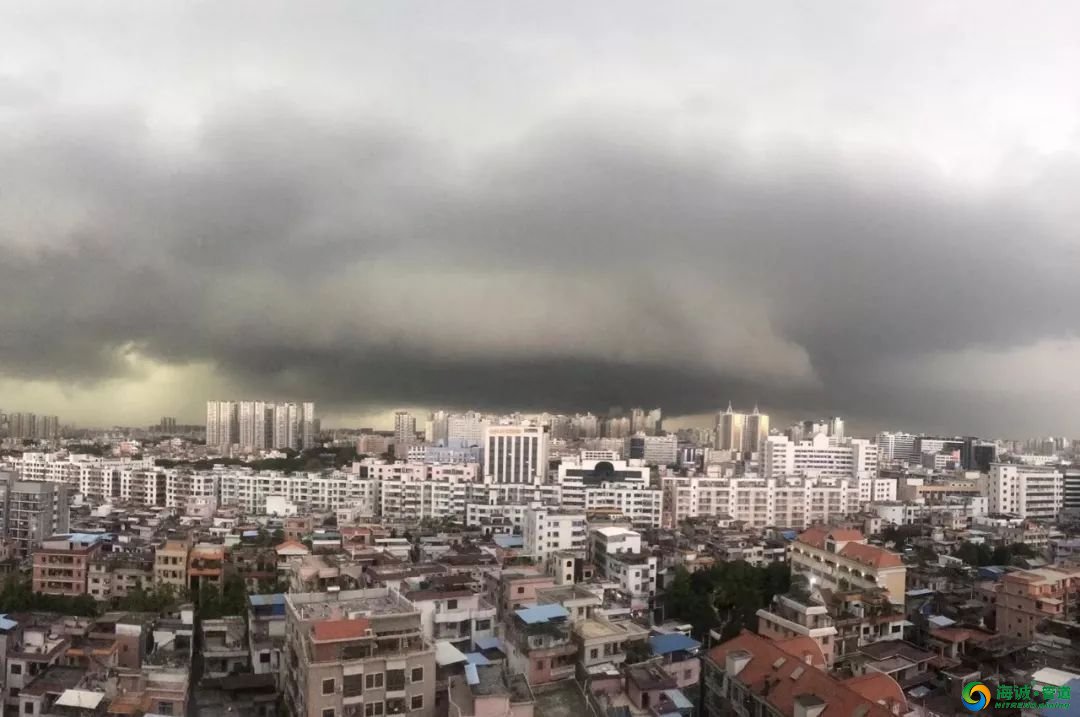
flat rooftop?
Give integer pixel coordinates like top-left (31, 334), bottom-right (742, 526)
top-left (288, 588), bottom-right (414, 620)
top-left (535, 585), bottom-right (601, 603)
top-left (575, 619), bottom-right (647, 640)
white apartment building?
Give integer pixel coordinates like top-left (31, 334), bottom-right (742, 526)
top-left (876, 432), bottom-right (918, 464)
top-left (483, 424), bottom-right (549, 484)
top-left (523, 506), bottom-right (587, 561)
top-left (206, 400), bottom-right (238, 449)
top-left (589, 526), bottom-right (658, 599)
top-left (858, 476), bottom-right (898, 504)
top-left (762, 434), bottom-right (878, 481)
top-left (627, 434), bottom-right (678, 465)
top-left (989, 463), bottom-right (1063, 521)
top-left (662, 475), bottom-right (855, 529)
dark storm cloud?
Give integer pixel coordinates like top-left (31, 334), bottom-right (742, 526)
top-left (1, 98), bottom-right (1078, 435)
top-left (4, 1), bottom-right (1080, 434)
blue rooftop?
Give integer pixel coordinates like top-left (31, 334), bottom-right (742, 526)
top-left (0, 614), bottom-right (18, 631)
top-left (515, 604), bottom-right (570, 624)
top-left (493, 535), bottom-right (524, 549)
top-left (650, 633), bottom-right (701, 656)
top-left (464, 664), bottom-right (479, 686)
top-left (663, 689), bottom-right (693, 711)
top-left (249, 594), bottom-right (286, 607)
top-left (474, 636), bottom-right (502, 651)
top-left (464, 653), bottom-right (491, 665)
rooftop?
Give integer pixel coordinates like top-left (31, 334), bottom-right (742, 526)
top-left (288, 588), bottom-right (415, 620)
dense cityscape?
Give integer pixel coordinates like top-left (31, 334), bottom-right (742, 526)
top-left (5, 3), bottom-right (1080, 717)
top-left (0, 403), bottom-right (1078, 717)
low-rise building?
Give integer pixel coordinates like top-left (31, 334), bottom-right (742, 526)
top-left (32, 533), bottom-right (106, 596)
top-left (789, 527), bottom-right (907, 603)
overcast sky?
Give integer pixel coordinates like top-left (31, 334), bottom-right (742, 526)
top-left (2, 1), bottom-right (1080, 436)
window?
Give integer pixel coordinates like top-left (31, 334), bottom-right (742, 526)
top-left (387, 698), bottom-right (407, 714)
top-left (260, 653), bottom-right (270, 663)
top-left (158, 704), bottom-right (173, 716)
top-left (446, 599), bottom-right (458, 610)
top-left (344, 674), bottom-right (364, 697)
top-left (411, 696), bottom-right (423, 711)
top-left (323, 679), bottom-right (335, 695)
top-left (474, 619), bottom-right (491, 631)
top-left (365, 703), bottom-right (384, 717)
top-left (590, 649), bottom-right (598, 659)
top-left (516, 587), bottom-right (524, 594)
top-left (10, 664), bottom-right (21, 675)
top-left (386, 669), bottom-right (406, 692)
top-left (24, 703), bottom-right (34, 715)
top-left (411, 667), bottom-right (424, 683)
top-left (323, 710), bottom-right (335, 717)
top-left (366, 673), bottom-right (384, 689)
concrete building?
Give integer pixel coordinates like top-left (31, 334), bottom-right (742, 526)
top-left (32, 533), bottom-right (105, 596)
top-left (447, 663), bottom-right (534, 717)
top-left (996, 567), bottom-right (1080, 641)
top-left (662, 475), bottom-right (855, 529)
top-left (483, 424), bottom-right (549, 484)
top-left (989, 463), bottom-right (1063, 521)
top-left (627, 434), bottom-right (677, 465)
top-left (283, 588), bottom-right (436, 717)
top-left (743, 406), bottom-right (770, 454)
top-left (876, 432), bottom-right (918, 464)
top-left (762, 434), bottom-right (878, 481)
top-left (589, 527), bottom-right (658, 599)
top-left (394, 411), bottom-right (418, 445)
top-left (155, 539), bottom-right (190, 592)
top-left (789, 527), bottom-right (907, 604)
top-left (206, 400), bottom-right (239, 450)
top-left (0, 474), bottom-right (70, 559)
top-left (523, 507), bottom-right (587, 562)
top-left (715, 403), bottom-right (745, 452)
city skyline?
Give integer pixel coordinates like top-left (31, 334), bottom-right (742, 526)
top-left (3, 3), bottom-right (1080, 435)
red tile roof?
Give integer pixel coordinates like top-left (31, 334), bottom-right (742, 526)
top-left (774, 637), bottom-right (825, 667)
top-left (311, 618), bottom-right (371, 642)
top-left (707, 631), bottom-right (893, 717)
top-left (796, 527), bottom-right (865, 550)
top-left (842, 672), bottom-right (907, 712)
top-left (838, 542), bottom-right (903, 569)
top-left (275, 540), bottom-right (310, 554)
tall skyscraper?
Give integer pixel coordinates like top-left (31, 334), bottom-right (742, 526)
top-left (274, 402), bottom-right (299, 450)
top-left (645, 408), bottom-right (663, 436)
top-left (716, 403), bottom-right (746, 451)
top-left (394, 411), bottom-right (417, 444)
top-left (629, 407), bottom-right (646, 435)
top-left (742, 406), bottom-right (770, 454)
top-left (483, 423), bottom-right (549, 484)
top-left (828, 417), bottom-right (845, 440)
top-left (425, 410), bottom-right (450, 444)
top-left (39, 416), bottom-right (60, 440)
top-left (205, 401), bottom-right (238, 449)
top-left (300, 402), bottom-right (317, 449)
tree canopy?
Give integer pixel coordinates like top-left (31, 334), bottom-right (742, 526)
top-left (665, 561), bottom-right (791, 641)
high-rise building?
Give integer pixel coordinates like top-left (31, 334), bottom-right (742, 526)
top-left (989, 464), bottom-right (1062, 520)
top-left (876, 432), bottom-right (918, 464)
top-left (523, 506), bottom-right (587, 561)
top-left (761, 434), bottom-right (878, 481)
top-left (205, 401), bottom-right (239, 449)
top-left (645, 408), bottom-right (663, 436)
top-left (273, 402), bottom-right (299, 450)
top-left (0, 473), bottom-right (70, 559)
top-left (571, 413), bottom-right (600, 439)
top-left (742, 406), bottom-right (770, 454)
top-left (159, 417), bottom-right (178, 433)
top-left (628, 434), bottom-right (678, 465)
top-left (300, 402), bottom-right (317, 449)
top-left (828, 416), bottom-right (845, 440)
top-left (394, 411), bottom-right (417, 444)
top-left (39, 415), bottom-right (60, 440)
top-left (483, 424), bottom-right (549, 484)
top-left (629, 407), bottom-right (646, 435)
top-left (425, 410), bottom-right (449, 444)
top-left (604, 417), bottom-right (631, 439)
top-left (8, 412), bottom-right (36, 440)
top-left (447, 411), bottom-right (487, 447)
top-left (716, 403), bottom-right (745, 452)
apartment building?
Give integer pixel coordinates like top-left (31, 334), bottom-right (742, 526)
top-left (405, 588), bottom-right (496, 651)
top-left (661, 475), bottom-right (855, 529)
top-left (762, 434), bottom-right (878, 481)
top-left (703, 631), bottom-right (899, 717)
top-left (32, 533), bottom-right (105, 596)
top-left (155, 539), bottom-right (190, 591)
top-left (88, 554), bottom-right (154, 601)
top-left (523, 507), bottom-right (587, 562)
top-left (756, 593), bottom-right (839, 666)
top-left (0, 474), bottom-right (70, 558)
top-left (789, 527), bottom-right (906, 603)
top-left (504, 604), bottom-right (577, 685)
top-left (589, 526), bottom-right (658, 599)
top-left (996, 567), bottom-right (1080, 641)
top-left (989, 463), bottom-right (1063, 521)
top-left (447, 663), bottom-right (534, 717)
top-left (483, 424), bottom-right (549, 484)
top-left (283, 588), bottom-right (436, 717)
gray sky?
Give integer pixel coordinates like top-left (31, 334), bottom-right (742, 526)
top-left (2, 1), bottom-right (1080, 435)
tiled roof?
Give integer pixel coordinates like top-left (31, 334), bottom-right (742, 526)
top-left (311, 618), bottom-right (371, 642)
top-left (842, 672), bottom-right (907, 712)
top-left (275, 540), bottom-right (310, 554)
top-left (774, 636), bottom-right (825, 667)
top-left (838, 542), bottom-right (903, 569)
top-left (707, 631), bottom-right (893, 717)
top-left (796, 527), bottom-right (866, 551)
